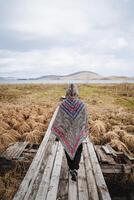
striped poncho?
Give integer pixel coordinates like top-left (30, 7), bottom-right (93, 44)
top-left (51, 97), bottom-right (88, 160)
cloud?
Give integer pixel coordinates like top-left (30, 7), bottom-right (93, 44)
top-left (0, 0), bottom-right (134, 77)
top-left (0, 48), bottom-right (133, 78)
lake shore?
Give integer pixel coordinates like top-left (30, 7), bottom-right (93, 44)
top-left (0, 79), bottom-right (134, 84)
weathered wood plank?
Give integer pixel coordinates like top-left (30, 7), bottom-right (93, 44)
top-left (95, 146), bottom-right (116, 165)
top-left (83, 142), bottom-right (99, 200)
top-left (2, 142), bottom-right (20, 158)
top-left (124, 152), bottom-right (134, 161)
top-left (35, 142), bottom-right (59, 200)
top-left (13, 142), bottom-right (28, 159)
top-left (101, 145), bottom-right (111, 155)
top-left (13, 107), bottom-right (59, 200)
top-left (1, 142), bottom-right (28, 160)
top-left (106, 144), bottom-right (117, 157)
top-left (68, 173), bottom-right (78, 200)
top-left (56, 152), bottom-right (69, 200)
top-left (86, 138), bottom-right (111, 200)
top-left (26, 135), bottom-right (56, 200)
top-left (101, 164), bottom-right (132, 174)
top-left (78, 155), bottom-right (89, 200)
top-left (24, 149), bottom-right (37, 153)
top-left (46, 142), bottom-right (64, 200)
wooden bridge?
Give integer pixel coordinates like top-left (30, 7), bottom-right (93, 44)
top-left (13, 107), bottom-right (111, 200)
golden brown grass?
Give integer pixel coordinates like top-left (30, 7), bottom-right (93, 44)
top-left (0, 83), bottom-right (134, 199)
top-left (109, 139), bottom-right (130, 153)
top-left (103, 131), bottom-right (120, 142)
top-left (0, 104), bottom-right (54, 152)
top-left (89, 120), bottom-right (106, 144)
top-left (0, 83), bottom-right (133, 154)
top-left (23, 130), bottom-right (42, 143)
top-left (120, 133), bottom-right (134, 153)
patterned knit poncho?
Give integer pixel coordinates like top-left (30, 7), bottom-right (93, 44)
top-left (51, 97), bottom-right (88, 160)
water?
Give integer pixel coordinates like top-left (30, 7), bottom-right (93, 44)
top-left (0, 79), bottom-right (134, 84)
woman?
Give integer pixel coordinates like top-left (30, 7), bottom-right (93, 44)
top-left (51, 84), bottom-right (88, 181)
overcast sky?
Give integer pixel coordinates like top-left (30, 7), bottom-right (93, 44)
top-left (0, 0), bottom-right (134, 78)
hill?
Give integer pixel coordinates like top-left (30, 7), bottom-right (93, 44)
top-left (0, 71), bottom-right (134, 81)
top-left (31, 71), bottom-right (102, 80)
top-left (31, 71), bottom-right (134, 81)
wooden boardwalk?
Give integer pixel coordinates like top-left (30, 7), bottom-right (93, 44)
top-left (13, 107), bottom-right (111, 200)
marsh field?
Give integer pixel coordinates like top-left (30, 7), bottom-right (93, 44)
top-left (0, 83), bottom-right (134, 199)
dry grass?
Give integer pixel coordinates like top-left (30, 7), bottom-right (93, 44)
top-left (120, 133), bottom-right (134, 152)
top-left (89, 101), bottom-right (134, 155)
top-left (109, 139), bottom-right (130, 154)
top-left (0, 83), bottom-right (134, 198)
top-left (103, 131), bottom-right (120, 142)
top-left (0, 104), bottom-right (54, 152)
top-left (89, 120), bottom-right (106, 144)
top-left (0, 84), bottom-right (59, 199)
top-left (23, 130), bottom-right (42, 143)
top-left (0, 83), bottom-right (133, 155)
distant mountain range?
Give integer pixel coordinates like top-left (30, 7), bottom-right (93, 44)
top-left (0, 71), bottom-right (134, 81)
top-left (28, 71), bottom-right (102, 80)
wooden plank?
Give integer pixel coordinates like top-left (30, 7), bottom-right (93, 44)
top-left (83, 142), bottom-right (99, 200)
top-left (86, 138), bottom-right (111, 200)
top-left (13, 142), bottom-right (28, 159)
top-left (124, 152), bottom-right (134, 161)
top-left (24, 149), bottom-right (37, 153)
top-left (46, 142), bottom-right (64, 200)
top-left (78, 155), bottom-right (89, 200)
top-left (95, 146), bottom-right (116, 165)
top-left (1, 142), bottom-right (28, 160)
top-left (101, 145), bottom-right (112, 155)
top-left (13, 107), bottom-right (59, 200)
top-left (25, 135), bottom-right (56, 200)
top-left (106, 144), bottom-right (126, 157)
top-left (57, 152), bottom-right (69, 200)
top-left (95, 146), bottom-right (108, 163)
top-left (22, 137), bottom-right (56, 200)
top-left (101, 164), bottom-right (132, 174)
top-left (2, 142), bottom-right (20, 159)
top-left (68, 173), bottom-right (78, 200)
top-left (35, 142), bottom-right (59, 200)
top-left (106, 144), bottom-right (117, 157)
top-left (21, 152), bottom-right (35, 159)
